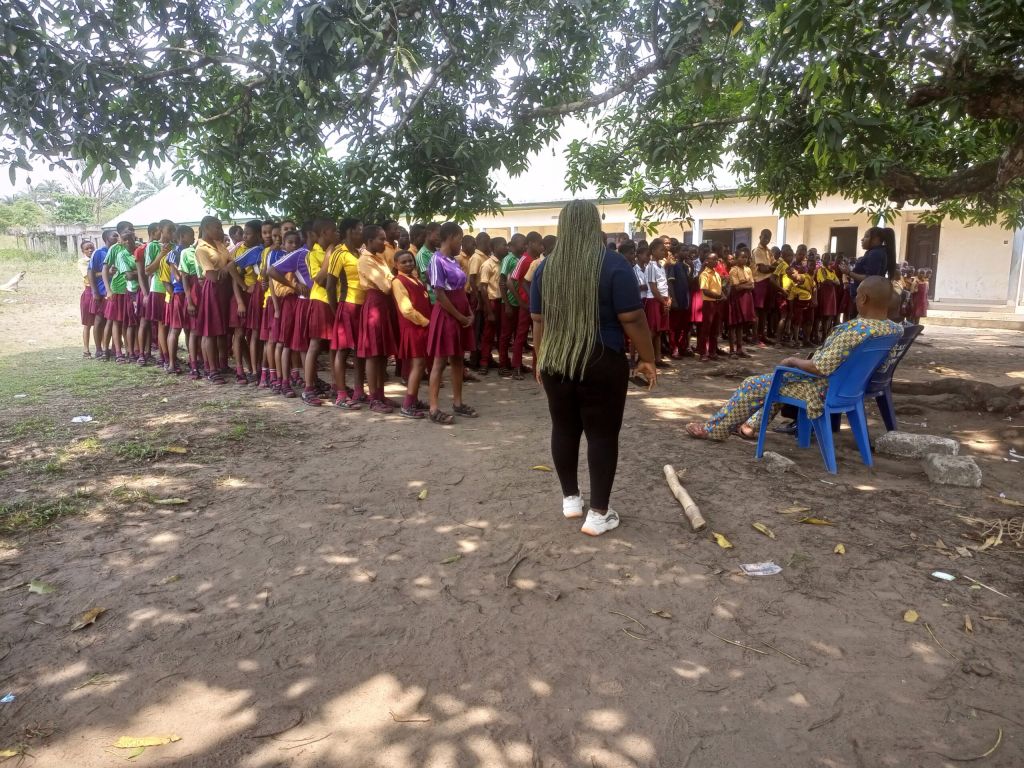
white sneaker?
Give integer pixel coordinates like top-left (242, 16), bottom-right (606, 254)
top-left (581, 508), bottom-right (620, 536)
top-left (562, 495), bottom-right (584, 519)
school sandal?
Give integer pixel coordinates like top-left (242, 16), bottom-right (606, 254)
top-left (235, 373), bottom-right (248, 385)
top-left (452, 403), bottom-right (478, 418)
top-left (428, 410), bottom-right (454, 425)
top-left (301, 389), bottom-right (322, 406)
top-left (188, 368), bottom-right (201, 380)
top-left (369, 400), bottom-right (394, 414)
top-left (414, 399), bottom-right (429, 411)
top-left (512, 369), bottom-right (524, 381)
top-left (82, 351), bottom-right (92, 358)
top-left (463, 371), bottom-right (480, 383)
top-left (206, 373), bottom-right (226, 385)
top-left (400, 406), bottom-right (426, 419)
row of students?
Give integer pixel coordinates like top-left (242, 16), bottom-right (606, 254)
top-left (79, 216), bottom-right (560, 424)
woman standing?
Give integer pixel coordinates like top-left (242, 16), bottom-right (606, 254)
top-left (530, 201), bottom-right (657, 537)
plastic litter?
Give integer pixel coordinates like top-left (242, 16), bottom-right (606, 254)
top-left (931, 571), bottom-right (956, 582)
top-left (740, 562), bottom-right (782, 576)
top-left (0, 693), bottom-right (14, 704)
top-left (70, 415), bottom-right (93, 423)
top-left (13, 394), bottom-right (27, 398)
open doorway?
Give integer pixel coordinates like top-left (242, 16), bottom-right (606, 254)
top-left (906, 224), bottom-right (940, 299)
top-left (828, 227), bottom-right (859, 263)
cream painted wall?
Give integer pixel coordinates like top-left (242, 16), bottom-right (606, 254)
top-left (934, 221), bottom-right (1014, 303)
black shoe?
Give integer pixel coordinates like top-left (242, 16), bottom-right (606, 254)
top-left (772, 421), bottom-right (798, 435)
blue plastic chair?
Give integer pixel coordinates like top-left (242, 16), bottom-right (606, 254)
top-left (755, 334), bottom-right (902, 473)
top-left (865, 324), bottom-right (923, 431)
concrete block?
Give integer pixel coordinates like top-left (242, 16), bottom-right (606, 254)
top-left (875, 431), bottom-right (959, 459)
top-left (922, 454), bottom-right (982, 488)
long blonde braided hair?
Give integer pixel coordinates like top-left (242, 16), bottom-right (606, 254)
top-left (537, 200), bottom-right (605, 378)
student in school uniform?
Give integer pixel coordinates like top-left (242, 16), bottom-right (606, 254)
top-left (179, 230), bottom-right (203, 378)
top-left (467, 232), bottom-right (491, 371)
top-left (750, 229), bottom-right (774, 346)
top-left (782, 265), bottom-right (814, 346)
top-left (666, 244), bottom-right (693, 357)
top-left (299, 217), bottom-right (342, 405)
top-left (476, 236), bottom-right (504, 374)
top-left (426, 221), bottom-right (478, 424)
top-left (356, 225), bottom-right (399, 413)
top-left (508, 231), bottom-right (542, 379)
top-left (88, 230), bottom-right (116, 360)
top-left (415, 222), bottom-right (441, 302)
top-left (814, 253), bottom-right (841, 340)
top-left (226, 220), bottom-right (264, 384)
top-left (697, 253), bottom-right (724, 361)
top-left (910, 268), bottom-right (930, 322)
top-left (644, 239), bottom-right (671, 367)
top-left (138, 219), bottom-right (175, 366)
top-left (264, 230), bottom-right (300, 393)
top-left (79, 240), bottom-right (97, 357)
top-left (102, 221), bottom-right (140, 363)
top-left (326, 218), bottom-right (368, 408)
top-left (392, 250), bottom-right (431, 418)
top-left (726, 247), bottom-right (756, 358)
top-left (257, 230), bottom-right (284, 388)
top-left (164, 225), bottom-right (194, 375)
top-left (194, 216), bottom-right (232, 384)
top-left (268, 228), bottom-right (312, 397)
top-left (498, 233), bottom-right (525, 376)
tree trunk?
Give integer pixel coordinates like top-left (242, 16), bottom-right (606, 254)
top-left (892, 378), bottom-right (1024, 413)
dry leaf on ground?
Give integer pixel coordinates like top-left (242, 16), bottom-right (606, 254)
top-left (798, 517), bottom-right (834, 526)
top-left (649, 609), bottom-right (672, 619)
top-left (417, 489), bottom-right (428, 500)
top-left (903, 609), bottom-right (919, 623)
top-left (113, 736), bottom-right (181, 749)
top-left (71, 607), bottom-right (107, 631)
top-left (531, 465), bottom-right (552, 472)
top-left (834, 543), bottom-right (846, 554)
top-left (440, 555), bottom-right (461, 565)
top-left (778, 505), bottom-right (811, 515)
top-left (752, 522), bottom-right (775, 539)
top-left (28, 579), bottom-right (55, 595)
top-left (163, 446), bottom-right (188, 454)
top-left (153, 498), bottom-right (189, 506)
top-left (964, 615), bottom-right (973, 633)
top-left (712, 532), bottom-right (733, 549)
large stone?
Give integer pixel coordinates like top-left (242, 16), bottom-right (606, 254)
top-left (875, 431), bottom-right (959, 459)
top-left (922, 454), bottom-right (982, 488)
top-left (760, 451), bottom-right (795, 474)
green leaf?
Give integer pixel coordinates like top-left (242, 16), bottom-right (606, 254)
top-left (28, 579), bottom-right (55, 595)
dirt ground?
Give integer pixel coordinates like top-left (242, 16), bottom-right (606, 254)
top-left (1, 259), bottom-right (1024, 767)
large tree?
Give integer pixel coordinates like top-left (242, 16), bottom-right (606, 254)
top-left (1, 0), bottom-right (1022, 226)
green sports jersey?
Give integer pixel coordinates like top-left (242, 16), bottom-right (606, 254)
top-left (501, 253), bottom-right (520, 307)
top-left (179, 246), bottom-right (200, 278)
top-left (415, 244), bottom-right (436, 303)
top-left (145, 240), bottom-right (166, 293)
top-left (104, 243), bottom-right (138, 294)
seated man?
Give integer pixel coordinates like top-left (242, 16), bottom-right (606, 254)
top-left (686, 276), bottom-right (901, 440)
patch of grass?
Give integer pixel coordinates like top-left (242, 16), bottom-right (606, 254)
top-left (113, 438), bottom-right (164, 463)
top-left (43, 459), bottom-right (62, 474)
top-left (110, 485), bottom-right (154, 504)
top-left (199, 397), bottom-right (246, 411)
top-left (0, 490), bottom-right (90, 534)
top-left (8, 414), bottom-right (58, 439)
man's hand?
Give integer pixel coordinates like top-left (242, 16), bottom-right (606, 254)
top-left (635, 361), bottom-right (657, 389)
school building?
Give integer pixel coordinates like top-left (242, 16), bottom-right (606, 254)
top-left (108, 182), bottom-right (1024, 323)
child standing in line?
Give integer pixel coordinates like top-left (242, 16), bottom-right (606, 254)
top-left (666, 244), bottom-right (692, 358)
top-left (357, 225), bottom-right (399, 413)
top-left (910, 268), bottom-right (929, 323)
top-left (267, 230), bottom-right (301, 394)
top-left (392, 250), bottom-right (431, 418)
top-left (476, 236), bottom-right (504, 374)
top-left (164, 225), bottom-right (194, 375)
top-left (177, 229), bottom-right (203, 378)
top-left (301, 218), bottom-right (341, 405)
top-left (79, 240), bottom-right (96, 357)
top-left (427, 221), bottom-right (478, 424)
top-left (269, 225), bottom-right (313, 396)
top-left (139, 219), bottom-right (175, 367)
top-left (498, 233), bottom-right (526, 376)
top-left (227, 220), bottom-right (264, 384)
top-left (783, 265), bottom-right (814, 346)
top-left (194, 216), bottom-right (231, 384)
top-left (644, 239), bottom-right (671, 367)
top-left (509, 231), bottom-right (541, 379)
top-left (726, 247), bottom-right (755, 358)
top-left (697, 253), bottom-right (724, 361)
top-left (102, 221), bottom-right (139, 363)
top-left (328, 218), bottom-right (368, 408)
top-left (814, 253), bottom-right (840, 340)
top-left (88, 230), bottom-right (115, 360)
top-left (258, 233), bottom-right (284, 389)
top-left (468, 232), bottom-right (491, 372)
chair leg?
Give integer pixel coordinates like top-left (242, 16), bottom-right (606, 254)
top-left (848, 402), bottom-right (874, 466)
top-left (812, 414), bottom-right (838, 473)
top-left (797, 410), bottom-right (812, 449)
top-left (876, 388), bottom-right (897, 431)
top-left (755, 406), bottom-right (771, 458)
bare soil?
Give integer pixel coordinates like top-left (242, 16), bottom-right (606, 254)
top-left (1, 262), bottom-right (1024, 767)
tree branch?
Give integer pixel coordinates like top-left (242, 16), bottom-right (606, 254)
top-left (525, 57), bottom-right (665, 118)
top-left (196, 77), bottom-right (268, 125)
top-left (908, 68), bottom-right (1024, 122)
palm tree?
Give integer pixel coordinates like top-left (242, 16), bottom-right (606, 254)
top-left (135, 170), bottom-right (171, 200)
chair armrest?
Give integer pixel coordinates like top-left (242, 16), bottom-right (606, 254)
top-left (771, 365), bottom-right (823, 381)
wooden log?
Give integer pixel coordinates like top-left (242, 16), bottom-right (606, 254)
top-left (663, 464), bottom-right (706, 531)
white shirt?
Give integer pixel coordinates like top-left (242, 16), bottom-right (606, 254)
top-left (634, 264), bottom-right (651, 299)
top-left (645, 260), bottom-right (669, 298)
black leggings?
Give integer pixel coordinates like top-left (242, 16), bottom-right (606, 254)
top-left (541, 348), bottom-right (629, 511)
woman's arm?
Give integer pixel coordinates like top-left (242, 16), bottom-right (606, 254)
top-left (619, 309), bottom-right (657, 388)
top-left (531, 314), bottom-right (545, 382)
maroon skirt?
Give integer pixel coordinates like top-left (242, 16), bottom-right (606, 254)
top-left (167, 291), bottom-right (192, 330)
top-left (80, 287), bottom-right (95, 325)
top-left (789, 298), bottom-right (810, 326)
top-left (912, 287), bottom-right (928, 318)
top-left (143, 291), bottom-right (166, 323)
top-left (104, 293), bottom-right (125, 322)
top-left (357, 288), bottom-right (398, 358)
top-left (259, 292), bottom-right (274, 341)
top-left (306, 298), bottom-right (334, 341)
top-left (246, 285), bottom-right (264, 333)
top-left (227, 287), bottom-right (250, 329)
top-left (753, 278), bottom-right (771, 310)
top-left (689, 289), bottom-right (703, 323)
top-left (197, 278), bottom-right (226, 337)
top-left (398, 322), bottom-right (429, 359)
top-left (216, 276), bottom-right (232, 322)
top-left (289, 299), bottom-right (310, 352)
top-left (332, 301), bottom-right (362, 351)
top-left (817, 282), bottom-right (837, 317)
top-left (89, 293), bottom-right (106, 317)
top-left (124, 291), bottom-right (140, 326)
top-left (643, 298), bottom-right (669, 332)
top-left (274, 294), bottom-right (297, 345)
top-left (727, 288), bottom-right (756, 326)
top-left (427, 288), bottom-right (475, 358)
